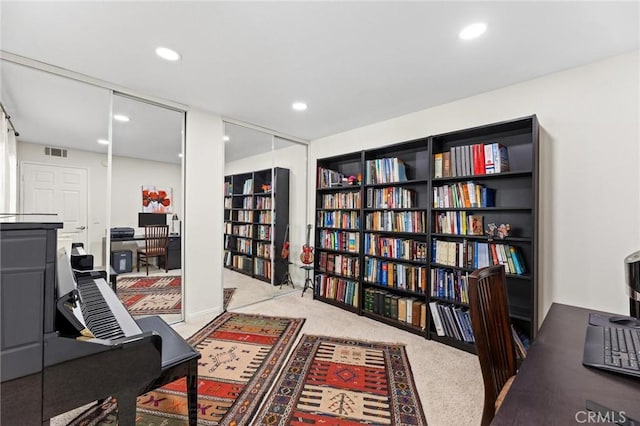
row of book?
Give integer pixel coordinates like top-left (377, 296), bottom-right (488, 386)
top-left (431, 268), bottom-right (469, 303)
top-left (256, 242), bottom-right (272, 259)
top-left (231, 224), bottom-right (252, 238)
top-left (317, 210), bottom-right (360, 229)
top-left (512, 325), bottom-right (531, 359)
top-left (365, 211), bottom-right (426, 233)
top-left (257, 211), bottom-right (272, 224)
top-left (314, 274), bottom-right (359, 308)
top-left (255, 196), bottom-right (272, 210)
top-left (433, 182), bottom-right (496, 209)
top-left (432, 239), bottom-right (526, 275)
top-left (318, 230), bottom-right (359, 253)
top-left (434, 211), bottom-right (484, 235)
top-left (317, 167), bottom-right (346, 189)
top-left (253, 258), bottom-right (272, 279)
top-left (365, 157), bottom-right (408, 184)
top-left (366, 187), bottom-right (416, 209)
top-left (236, 210), bottom-right (253, 222)
top-left (429, 301), bottom-right (475, 343)
top-left (317, 252), bottom-right (360, 279)
top-left (363, 288), bottom-right (426, 329)
top-left (256, 225), bottom-right (271, 241)
top-left (224, 182), bottom-right (232, 196)
top-left (225, 252), bottom-right (252, 273)
top-left (320, 191), bottom-right (361, 209)
top-left (433, 142), bottom-right (510, 178)
top-left (224, 198), bottom-right (232, 208)
top-left (236, 238), bottom-right (252, 255)
top-left (242, 198), bottom-right (253, 209)
top-left (242, 179), bottom-right (254, 194)
top-left (363, 257), bottom-right (427, 294)
top-left (363, 233), bottom-right (428, 262)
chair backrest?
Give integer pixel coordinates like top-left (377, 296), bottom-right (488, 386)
top-left (144, 225), bottom-right (169, 254)
top-left (468, 265), bottom-right (517, 425)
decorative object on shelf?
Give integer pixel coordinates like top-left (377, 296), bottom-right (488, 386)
top-left (486, 223), bottom-right (511, 240)
top-left (300, 224), bottom-right (315, 265)
top-left (347, 175), bottom-right (356, 185)
top-left (141, 185), bottom-right (172, 213)
top-left (261, 183), bottom-right (271, 192)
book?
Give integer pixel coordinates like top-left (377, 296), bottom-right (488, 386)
top-left (442, 151), bottom-right (451, 177)
top-left (493, 143), bottom-right (510, 173)
top-left (468, 215), bottom-right (484, 236)
top-left (429, 302), bottom-right (444, 336)
top-left (484, 143), bottom-right (495, 174)
top-left (434, 153), bottom-right (443, 178)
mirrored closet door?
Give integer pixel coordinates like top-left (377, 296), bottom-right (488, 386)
top-left (222, 121), bottom-right (308, 310)
top-left (1, 60), bottom-right (110, 264)
top-left (110, 93), bottom-right (185, 323)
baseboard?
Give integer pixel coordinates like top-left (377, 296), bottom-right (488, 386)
top-left (185, 306), bottom-right (222, 323)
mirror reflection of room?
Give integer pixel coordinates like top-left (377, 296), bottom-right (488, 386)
top-left (109, 94), bottom-right (185, 324)
top-left (1, 60), bottom-right (110, 273)
top-left (223, 122), bottom-right (308, 309)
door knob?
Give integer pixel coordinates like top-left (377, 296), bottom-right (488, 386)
top-left (76, 226), bottom-right (86, 230)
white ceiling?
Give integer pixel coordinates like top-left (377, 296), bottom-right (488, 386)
top-left (1, 1), bottom-right (638, 158)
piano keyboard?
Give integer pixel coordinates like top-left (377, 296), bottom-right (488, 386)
top-left (76, 278), bottom-right (142, 340)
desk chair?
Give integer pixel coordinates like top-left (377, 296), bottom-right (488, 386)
top-left (137, 225), bottom-right (169, 275)
top-left (469, 265), bottom-right (517, 426)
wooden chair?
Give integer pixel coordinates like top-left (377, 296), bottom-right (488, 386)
top-left (468, 265), bottom-right (518, 426)
top-left (137, 225), bottom-right (169, 275)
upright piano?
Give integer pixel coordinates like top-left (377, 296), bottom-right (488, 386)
top-left (0, 218), bottom-right (163, 424)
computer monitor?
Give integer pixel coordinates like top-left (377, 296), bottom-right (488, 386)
top-left (138, 212), bottom-right (167, 227)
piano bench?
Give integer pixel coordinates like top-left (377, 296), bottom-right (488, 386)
top-left (136, 315), bottom-right (201, 426)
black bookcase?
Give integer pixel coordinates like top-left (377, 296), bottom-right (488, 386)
top-left (224, 167), bottom-right (290, 285)
top-left (312, 115), bottom-right (539, 353)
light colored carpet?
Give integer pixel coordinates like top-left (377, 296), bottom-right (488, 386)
top-left (52, 272), bottom-right (483, 425)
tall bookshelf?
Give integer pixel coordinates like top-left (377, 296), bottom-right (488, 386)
top-left (312, 115), bottom-right (538, 353)
top-left (224, 167), bottom-right (290, 285)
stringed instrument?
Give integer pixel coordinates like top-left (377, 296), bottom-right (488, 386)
top-left (281, 224), bottom-right (290, 259)
top-left (300, 224), bottom-right (314, 265)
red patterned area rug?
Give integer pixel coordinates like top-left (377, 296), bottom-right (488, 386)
top-left (68, 312), bottom-right (304, 425)
top-left (254, 335), bottom-right (428, 425)
top-left (116, 276), bottom-right (182, 316)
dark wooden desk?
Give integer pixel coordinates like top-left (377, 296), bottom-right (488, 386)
top-left (110, 235), bottom-right (181, 270)
top-left (493, 303), bottom-right (640, 425)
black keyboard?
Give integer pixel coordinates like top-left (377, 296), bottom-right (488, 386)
top-left (77, 280), bottom-right (126, 340)
top-left (583, 325), bottom-right (640, 378)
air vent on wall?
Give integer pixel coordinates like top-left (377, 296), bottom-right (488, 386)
top-left (44, 146), bottom-right (67, 158)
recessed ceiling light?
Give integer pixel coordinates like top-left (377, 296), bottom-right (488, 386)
top-left (292, 102), bottom-right (307, 111)
top-left (113, 114), bottom-right (130, 122)
top-left (459, 22), bottom-right (487, 40)
top-left (156, 47), bottom-right (181, 61)
top-left (97, 139), bottom-right (109, 145)
top-left (223, 135), bottom-right (230, 142)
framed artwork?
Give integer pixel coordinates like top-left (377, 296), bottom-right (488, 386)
top-left (142, 185), bottom-right (173, 213)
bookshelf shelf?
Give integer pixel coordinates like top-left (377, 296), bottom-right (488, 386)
top-left (312, 115), bottom-right (538, 354)
top-left (223, 167), bottom-right (289, 285)
top-left (315, 295), bottom-right (360, 314)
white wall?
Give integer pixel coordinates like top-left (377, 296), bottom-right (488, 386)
top-left (184, 108), bottom-right (225, 322)
top-left (16, 142), bottom-right (182, 266)
top-left (225, 142), bottom-right (309, 284)
top-left (308, 50), bottom-right (640, 322)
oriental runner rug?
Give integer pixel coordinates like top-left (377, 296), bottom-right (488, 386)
top-left (68, 312), bottom-right (305, 425)
top-left (254, 334), bottom-right (428, 425)
top-left (223, 287), bottom-right (236, 311)
top-left (116, 275), bottom-right (182, 316)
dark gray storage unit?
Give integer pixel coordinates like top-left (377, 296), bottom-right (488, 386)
top-left (0, 218), bottom-right (62, 425)
top-left (111, 249), bottom-right (133, 273)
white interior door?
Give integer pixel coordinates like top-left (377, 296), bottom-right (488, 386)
top-left (21, 162), bottom-right (88, 246)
